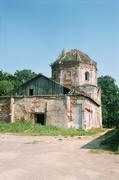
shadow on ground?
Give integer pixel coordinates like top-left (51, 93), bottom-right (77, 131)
top-left (82, 129), bottom-right (119, 153)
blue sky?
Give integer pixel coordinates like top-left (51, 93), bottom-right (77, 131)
top-left (0, 0), bottom-right (119, 84)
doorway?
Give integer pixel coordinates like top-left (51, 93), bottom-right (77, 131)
top-left (72, 105), bottom-right (82, 129)
top-left (35, 113), bottom-right (45, 125)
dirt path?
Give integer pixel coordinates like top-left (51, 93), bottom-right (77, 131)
top-left (0, 133), bottom-right (119, 180)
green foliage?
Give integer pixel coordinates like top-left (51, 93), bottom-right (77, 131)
top-left (0, 69), bottom-right (37, 95)
top-left (98, 76), bottom-right (119, 128)
top-left (0, 81), bottom-right (14, 96)
top-left (57, 49), bottom-right (65, 59)
top-left (0, 71), bottom-right (11, 81)
top-left (14, 69), bottom-right (37, 87)
top-left (0, 121), bottom-right (104, 136)
top-left (101, 129), bottom-right (119, 154)
top-left (51, 49), bottom-right (65, 66)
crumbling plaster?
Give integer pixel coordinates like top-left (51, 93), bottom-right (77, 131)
top-left (0, 95), bottom-right (101, 129)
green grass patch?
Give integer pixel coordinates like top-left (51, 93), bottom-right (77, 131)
top-left (0, 121), bottom-right (105, 137)
top-left (101, 129), bottom-right (119, 154)
top-left (90, 149), bottom-right (113, 154)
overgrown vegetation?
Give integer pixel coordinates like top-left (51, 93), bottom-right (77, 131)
top-left (101, 129), bottom-right (119, 154)
top-left (0, 122), bottom-right (105, 136)
top-left (88, 129), bottom-right (119, 155)
top-left (50, 49), bottom-right (65, 66)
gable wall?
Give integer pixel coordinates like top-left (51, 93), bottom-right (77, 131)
top-left (18, 76), bottom-right (66, 96)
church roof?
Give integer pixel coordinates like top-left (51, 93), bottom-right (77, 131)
top-left (51, 49), bottom-right (96, 66)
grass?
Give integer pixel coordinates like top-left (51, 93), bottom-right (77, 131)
top-left (90, 149), bottom-right (113, 154)
top-left (89, 129), bottom-right (119, 155)
top-left (101, 129), bottom-right (119, 154)
top-left (0, 121), bottom-right (105, 137)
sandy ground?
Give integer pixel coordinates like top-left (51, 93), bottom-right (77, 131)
top-left (0, 133), bottom-right (119, 180)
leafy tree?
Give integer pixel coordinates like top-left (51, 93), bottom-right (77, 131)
top-left (14, 69), bottom-right (37, 88)
top-left (0, 69), bottom-right (37, 95)
top-left (0, 70), bottom-right (13, 81)
top-left (98, 76), bottom-right (119, 128)
top-left (0, 81), bottom-right (14, 96)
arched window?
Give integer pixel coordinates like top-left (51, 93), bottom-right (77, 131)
top-left (85, 72), bottom-right (89, 81)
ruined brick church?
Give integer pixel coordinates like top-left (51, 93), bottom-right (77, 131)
top-left (0, 49), bottom-right (102, 129)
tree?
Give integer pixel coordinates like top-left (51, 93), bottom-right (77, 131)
top-left (14, 69), bottom-right (37, 88)
top-left (0, 70), bottom-right (13, 81)
top-left (0, 81), bottom-right (14, 96)
top-left (0, 69), bottom-right (38, 95)
top-left (98, 76), bottom-right (119, 128)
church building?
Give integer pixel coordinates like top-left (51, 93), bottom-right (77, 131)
top-left (0, 49), bottom-right (102, 129)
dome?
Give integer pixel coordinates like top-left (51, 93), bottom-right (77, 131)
top-left (51, 49), bottom-right (96, 66)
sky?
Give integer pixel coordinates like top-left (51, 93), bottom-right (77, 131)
top-left (0, 0), bottom-right (119, 84)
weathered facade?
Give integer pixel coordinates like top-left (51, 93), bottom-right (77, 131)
top-left (0, 49), bottom-right (102, 129)
top-left (0, 95), bottom-right (101, 129)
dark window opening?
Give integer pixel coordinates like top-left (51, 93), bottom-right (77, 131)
top-left (63, 88), bottom-right (69, 94)
top-left (35, 113), bottom-right (45, 125)
top-left (29, 89), bottom-right (34, 96)
top-left (85, 72), bottom-right (90, 81)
